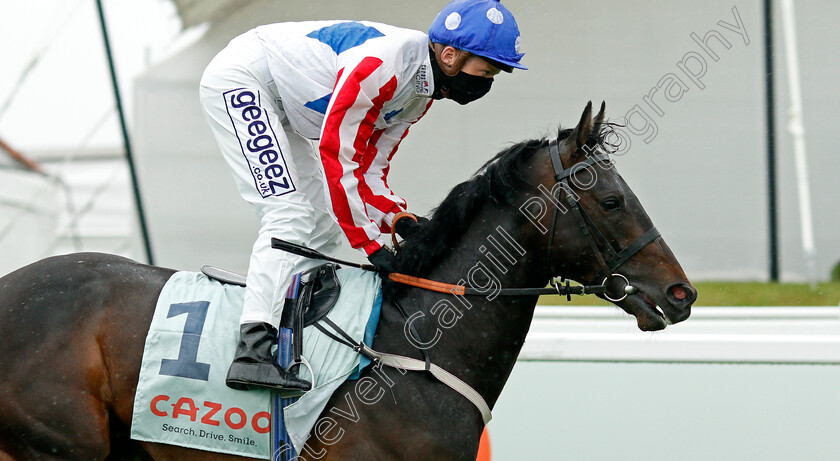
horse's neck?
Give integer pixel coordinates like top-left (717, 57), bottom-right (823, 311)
top-left (400, 203), bottom-right (548, 407)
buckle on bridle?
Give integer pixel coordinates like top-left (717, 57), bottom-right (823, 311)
top-left (551, 278), bottom-right (574, 301)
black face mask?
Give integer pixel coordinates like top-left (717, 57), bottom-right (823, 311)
top-left (429, 49), bottom-right (494, 105)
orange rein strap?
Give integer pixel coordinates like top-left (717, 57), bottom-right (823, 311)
top-left (388, 273), bottom-right (466, 296)
top-left (389, 212), bottom-right (467, 295)
top-left (385, 213), bottom-right (604, 298)
top-left (388, 272), bottom-right (607, 298)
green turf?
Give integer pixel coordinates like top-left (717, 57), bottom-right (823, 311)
top-left (537, 281), bottom-right (840, 306)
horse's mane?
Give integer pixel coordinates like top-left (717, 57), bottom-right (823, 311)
top-left (394, 124), bottom-right (612, 277)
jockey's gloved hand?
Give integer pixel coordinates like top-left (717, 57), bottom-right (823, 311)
top-left (368, 247), bottom-right (398, 274)
top-left (394, 215), bottom-right (429, 240)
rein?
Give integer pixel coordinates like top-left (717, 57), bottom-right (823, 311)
top-left (272, 134), bottom-right (661, 302)
top-left (387, 273), bottom-right (604, 298)
top-left (267, 131), bottom-right (663, 428)
top-left (384, 135), bottom-right (661, 302)
top-left (388, 213), bottom-right (605, 298)
top-left (271, 237), bottom-right (605, 299)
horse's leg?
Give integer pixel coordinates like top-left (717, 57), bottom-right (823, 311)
top-left (0, 275), bottom-right (115, 458)
top-left (104, 407), bottom-right (154, 461)
top-left (93, 257), bottom-right (179, 460)
top-left (93, 267), bottom-right (168, 457)
top-left (0, 344), bottom-right (112, 459)
top-left (0, 254), bottom-right (171, 460)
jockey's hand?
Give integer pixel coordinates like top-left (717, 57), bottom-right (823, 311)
top-left (394, 216), bottom-right (429, 240)
top-left (368, 247), bottom-right (397, 274)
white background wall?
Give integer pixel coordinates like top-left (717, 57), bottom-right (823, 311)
top-left (491, 306), bottom-right (840, 460)
top-left (133, 0), bottom-right (840, 282)
top-left (493, 361), bottom-right (840, 460)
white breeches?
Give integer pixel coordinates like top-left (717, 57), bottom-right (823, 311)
top-left (199, 30), bottom-right (343, 327)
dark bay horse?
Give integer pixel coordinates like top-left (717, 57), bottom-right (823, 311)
top-left (0, 102), bottom-right (696, 460)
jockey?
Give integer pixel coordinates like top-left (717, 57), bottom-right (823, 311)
top-left (199, 0), bottom-right (526, 394)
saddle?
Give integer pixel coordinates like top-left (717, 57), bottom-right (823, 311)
top-left (202, 262), bottom-right (344, 377)
top-left (279, 264), bottom-right (341, 368)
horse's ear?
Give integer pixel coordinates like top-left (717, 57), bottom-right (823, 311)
top-left (562, 101), bottom-right (593, 157)
top-left (593, 101), bottom-right (606, 133)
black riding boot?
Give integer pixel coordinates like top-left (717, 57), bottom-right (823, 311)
top-left (225, 322), bottom-right (311, 395)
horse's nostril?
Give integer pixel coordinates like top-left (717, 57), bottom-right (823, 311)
top-left (667, 283), bottom-right (697, 305)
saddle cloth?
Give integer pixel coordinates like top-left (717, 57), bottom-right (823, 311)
top-left (130, 267), bottom-right (382, 458)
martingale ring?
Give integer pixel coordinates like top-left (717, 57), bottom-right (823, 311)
top-left (602, 273), bottom-right (636, 302)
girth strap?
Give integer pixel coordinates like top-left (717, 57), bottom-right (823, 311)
top-left (359, 344), bottom-right (493, 425)
top-left (313, 318), bottom-right (493, 425)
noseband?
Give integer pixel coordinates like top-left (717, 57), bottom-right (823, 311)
top-left (546, 137), bottom-right (660, 301)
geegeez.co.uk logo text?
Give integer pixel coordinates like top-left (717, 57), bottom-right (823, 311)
top-left (224, 88), bottom-right (296, 198)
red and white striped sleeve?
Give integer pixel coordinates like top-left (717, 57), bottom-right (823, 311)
top-left (359, 99), bottom-right (434, 234)
top-left (318, 56), bottom-right (399, 256)
top-left (358, 122), bottom-right (410, 234)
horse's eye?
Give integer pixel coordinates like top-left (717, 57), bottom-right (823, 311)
top-left (600, 198), bottom-right (623, 212)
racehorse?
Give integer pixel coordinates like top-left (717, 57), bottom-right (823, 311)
top-left (0, 102), bottom-right (696, 460)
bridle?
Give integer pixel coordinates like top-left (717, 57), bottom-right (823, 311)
top-left (266, 133), bottom-right (669, 425)
top-left (545, 136), bottom-right (660, 302)
top-left (267, 130), bottom-right (669, 427)
top-left (271, 134), bottom-right (660, 301)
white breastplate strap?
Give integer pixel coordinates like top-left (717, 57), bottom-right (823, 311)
top-left (360, 344), bottom-right (492, 425)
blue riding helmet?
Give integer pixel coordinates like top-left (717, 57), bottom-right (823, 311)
top-left (428, 0), bottom-right (526, 71)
